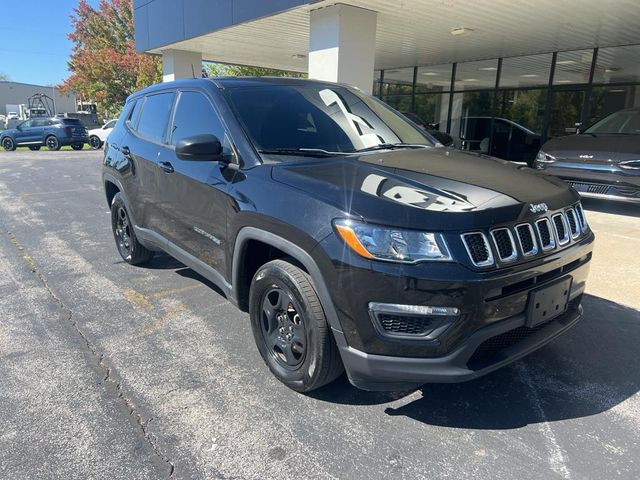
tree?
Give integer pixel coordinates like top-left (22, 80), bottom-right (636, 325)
top-left (204, 63), bottom-right (306, 78)
top-left (0, 72), bottom-right (8, 81)
top-left (60, 0), bottom-right (161, 117)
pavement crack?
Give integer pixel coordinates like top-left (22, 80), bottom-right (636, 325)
top-left (3, 227), bottom-right (176, 479)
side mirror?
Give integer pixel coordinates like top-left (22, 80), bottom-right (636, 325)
top-left (175, 134), bottom-right (223, 161)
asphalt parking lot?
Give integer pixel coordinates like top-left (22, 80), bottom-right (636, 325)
top-left (1, 149), bottom-right (639, 480)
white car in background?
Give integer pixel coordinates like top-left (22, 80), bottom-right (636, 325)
top-left (88, 119), bottom-right (117, 150)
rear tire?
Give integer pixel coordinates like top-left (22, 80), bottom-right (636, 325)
top-left (2, 137), bottom-right (16, 151)
top-left (46, 135), bottom-right (61, 151)
top-left (110, 192), bottom-right (153, 265)
top-left (29, 145), bottom-right (41, 151)
top-left (89, 135), bottom-right (102, 150)
top-left (71, 142), bottom-right (84, 151)
top-left (249, 259), bottom-right (343, 392)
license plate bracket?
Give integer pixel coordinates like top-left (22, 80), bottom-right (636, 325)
top-left (526, 276), bottom-right (572, 327)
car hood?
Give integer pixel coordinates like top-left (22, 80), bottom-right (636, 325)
top-left (271, 147), bottom-right (577, 230)
top-left (542, 134), bottom-right (640, 163)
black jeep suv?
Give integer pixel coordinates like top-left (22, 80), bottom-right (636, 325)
top-left (103, 78), bottom-right (594, 392)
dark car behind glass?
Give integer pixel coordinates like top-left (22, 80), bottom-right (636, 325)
top-left (1, 117), bottom-right (88, 151)
top-left (536, 108), bottom-right (640, 203)
top-left (102, 77), bottom-right (593, 393)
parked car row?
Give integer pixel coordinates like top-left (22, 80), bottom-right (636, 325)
top-left (0, 117), bottom-right (116, 151)
top-left (401, 107), bottom-right (640, 204)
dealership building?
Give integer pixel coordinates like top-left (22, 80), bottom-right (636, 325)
top-left (134, 0), bottom-right (640, 161)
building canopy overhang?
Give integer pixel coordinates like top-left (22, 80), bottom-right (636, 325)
top-left (136, 0), bottom-right (640, 73)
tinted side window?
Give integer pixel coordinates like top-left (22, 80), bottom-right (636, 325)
top-left (171, 91), bottom-right (230, 152)
top-left (31, 119), bottom-right (46, 127)
top-left (19, 120), bottom-right (32, 129)
top-left (137, 92), bottom-right (175, 143)
top-left (127, 98), bottom-right (143, 128)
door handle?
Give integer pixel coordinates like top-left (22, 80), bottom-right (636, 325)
top-left (121, 145), bottom-right (131, 157)
top-left (159, 161), bottom-right (174, 174)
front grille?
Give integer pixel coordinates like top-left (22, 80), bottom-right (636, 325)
top-left (565, 208), bottom-right (580, 238)
top-left (515, 224), bottom-right (538, 256)
top-left (461, 232), bottom-right (493, 267)
top-left (378, 314), bottom-right (437, 335)
top-left (467, 298), bottom-right (580, 370)
top-left (575, 203), bottom-right (588, 231)
top-left (460, 203), bottom-right (587, 268)
top-left (467, 323), bottom-right (549, 370)
top-left (552, 213), bottom-right (570, 245)
top-left (490, 228), bottom-right (517, 262)
top-left (568, 181), bottom-right (611, 195)
top-left (535, 218), bottom-right (555, 251)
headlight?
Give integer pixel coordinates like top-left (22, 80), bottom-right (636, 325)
top-left (535, 150), bottom-right (556, 165)
top-left (333, 219), bottom-right (452, 263)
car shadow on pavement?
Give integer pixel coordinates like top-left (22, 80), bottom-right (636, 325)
top-left (581, 198), bottom-right (640, 218)
top-left (314, 295), bottom-right (640, 429)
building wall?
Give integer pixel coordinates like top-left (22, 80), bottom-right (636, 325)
top-left (0, 82), bottom-right (77, 116)
top-left (134, 0), bottom-right (312, 52)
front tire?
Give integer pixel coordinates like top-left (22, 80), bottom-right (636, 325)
top-left (46, 135), bottom-right (61, 151)
top-left (2, 137), bottom-right (16, 151)
top-left (71, 142), bottom-right (84, 150)
top-left (29, 145), bottom-right (41, 151)
top-left (89, 135), bottom-right (102, 150)
top-left (249, 259), bottom-right (343, 392)
top-left (110, 192), bottom-right (153, 265)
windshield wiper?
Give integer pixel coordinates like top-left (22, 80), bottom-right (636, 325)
top-left (355, 143), bottom-right (431, 153)
top-left (258, 148), bottom-right (348, 157)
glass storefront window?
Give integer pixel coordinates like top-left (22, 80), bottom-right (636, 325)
top-left (380, 95), bottom-right (413, 114)
top-left (380, 67), bottom-right (414, 95)
top-left (413, 93), bottom-right (450, 131)
top-left (500, 54), bottom-right (552, 88)
top-left (549, 89), bottom-right (585, 137)
top-left (587, 84), bottom-right (640, 126)
top-left (554, 49), bottom-right (593, 85)
top-left (449, 91), bottom-right (494, 152)
top-left (496, 89), bottom-right (546, 134)
top-left (494, 89), bottom-right (546, 162)
top-left (415, 64), bottom-right (452, 93)
top-left (455, 60), bottom-right (498, 90)
top-left (594, 45), bottom-right (640, 84)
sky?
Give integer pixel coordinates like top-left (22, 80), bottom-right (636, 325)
top-left (0, 0), bottom-right (101, 86)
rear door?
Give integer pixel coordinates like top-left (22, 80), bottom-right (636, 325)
top-left (155, 89), bottom-right (234, 275)
top-left (127, 91), bottom-right (176, 231)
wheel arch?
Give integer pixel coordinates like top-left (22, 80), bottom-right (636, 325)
top-left (231, 227), bottom-right (347, 346)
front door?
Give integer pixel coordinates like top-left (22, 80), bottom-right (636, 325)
top-left (154, 89), bottom-right (234, 277)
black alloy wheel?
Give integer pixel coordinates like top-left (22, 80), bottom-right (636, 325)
top-left (46, 136), bottom-right (61, 151)
top-left (110, 192), bottom-right (153, 265)
top-left (89, 136), bottom-right (102, 150)
top-left (260, 287), bottom-right (307, 369)
top-left (2, 137), bottom-right (16, 151)
top-left (29, 145), bottom-right (41, 151)
top-left (71, 142), bottom-right (84, 150)
top-left (249, 259), bottom-right (343, 392)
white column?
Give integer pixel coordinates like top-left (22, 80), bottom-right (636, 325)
top-left (308, 4), bottom-right (377, 94)
top-left (162, 49), bottom-right (203, 82)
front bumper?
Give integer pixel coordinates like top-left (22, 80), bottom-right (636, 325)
top-left (340, 299), bottom-right (582, 391)
top-left (539, 162), bottom-right (640, 203)
top-left (316, 226), bottom-right (593, 390)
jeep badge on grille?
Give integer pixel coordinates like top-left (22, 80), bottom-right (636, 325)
top-left (529, 202), bottom-right (549, 214)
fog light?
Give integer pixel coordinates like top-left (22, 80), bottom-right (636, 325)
top-left (368, 302), bottom-right (460, 340)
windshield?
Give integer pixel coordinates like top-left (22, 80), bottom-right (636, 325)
top-left (585, 109), bottom-right (640, 135)
top-left (224, 84), bottom-right (434, 158)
